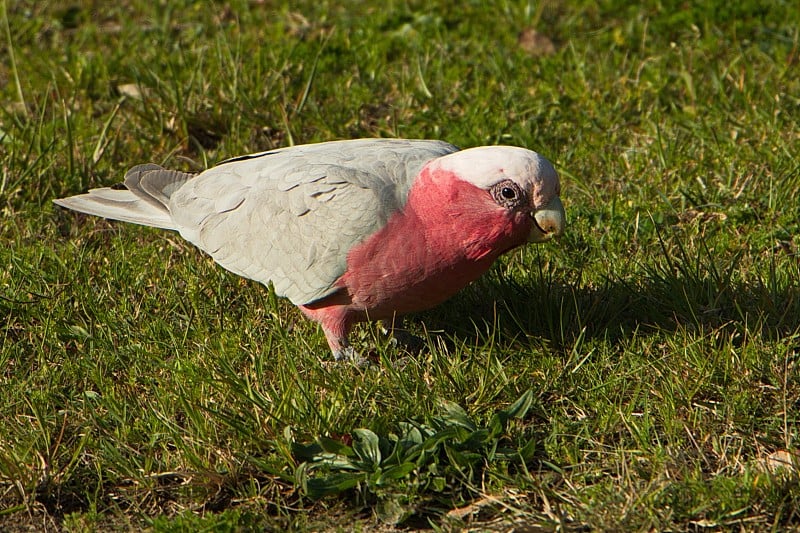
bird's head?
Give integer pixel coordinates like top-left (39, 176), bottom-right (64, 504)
top-left (431, 145), bottom-right (566, 243)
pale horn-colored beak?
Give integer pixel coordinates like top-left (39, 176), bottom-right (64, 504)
top-left (528, 196), bottom-right (566, 243)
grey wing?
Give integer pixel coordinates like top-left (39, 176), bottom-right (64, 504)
top-left (167, 139), bottom-right (458, 305)
top-left (219, 170), bottom-right (389, 304)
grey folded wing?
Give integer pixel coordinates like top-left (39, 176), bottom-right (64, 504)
top-left (168, 139), bottom-right (459, 305)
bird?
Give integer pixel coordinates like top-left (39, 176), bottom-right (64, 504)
top-left (54, 139), bottom-right (566, 361)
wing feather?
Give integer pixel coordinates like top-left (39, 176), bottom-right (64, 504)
top-left (169, 139), bottom-right (459, 304)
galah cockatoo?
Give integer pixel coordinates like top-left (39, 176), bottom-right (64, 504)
top-left (55, 139), bottom-right (565, 360)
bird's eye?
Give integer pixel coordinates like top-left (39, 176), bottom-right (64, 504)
top-left (491, 180), bottom-right (525, 209)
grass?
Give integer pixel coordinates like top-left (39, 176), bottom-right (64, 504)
top-left (2, 0), bottom-right (800, 530)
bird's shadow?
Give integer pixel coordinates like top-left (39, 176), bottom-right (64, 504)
top-left (415, 262), bottom-right (800, 356)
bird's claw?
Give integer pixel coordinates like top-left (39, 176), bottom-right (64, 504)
top-left (331, 345), bottom-right (371, 367)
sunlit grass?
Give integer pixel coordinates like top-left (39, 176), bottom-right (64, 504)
top-left (2, 0), bottom-right (800, 530)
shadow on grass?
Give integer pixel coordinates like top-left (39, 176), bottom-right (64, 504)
top-left (423, 256), bottom-right (800, 353)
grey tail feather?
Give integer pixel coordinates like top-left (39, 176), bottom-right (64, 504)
top-left (53, 164), bottom-right (195, 231)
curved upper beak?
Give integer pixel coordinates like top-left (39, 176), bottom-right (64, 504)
top-left (528, 196), bottom-right (566, 243)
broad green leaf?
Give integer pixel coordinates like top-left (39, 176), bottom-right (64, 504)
top-left (315, 454), bottom-right (360, 470)
top-left (318, 436), bottom-right (355, 456)
top-left (378, 462), bottom-right (417, 482)
top-left (461, 428), bottom-right (491, 450)
top-left (518, 438), bottom-right (537, 463)
top-left (295, 461), bottom-right (310, 494)
top-left (420, 426), bottom-right (462, 453)
top-left (353, 428), bottom-right (381, 468)
top-left (291, 441), bottom-right (324, 460)
top-left (437, 400), bottom-right (476, 431)
top-left (398, 422), bottom-right (426, 445)
top-left (445, 445), bottom-right (482, 469)
top-left (504, 389), bottom-right (535, 419)
top-left (489, 390), bottom-right (535, 438)
top-left (305, 472), bottom-right (366, 499)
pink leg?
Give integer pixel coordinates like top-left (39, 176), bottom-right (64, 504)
top-left (299, 303), bottom-right (356, 361)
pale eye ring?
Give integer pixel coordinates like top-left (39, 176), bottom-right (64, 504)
top-left (491, 180), bottom-right (526, 210)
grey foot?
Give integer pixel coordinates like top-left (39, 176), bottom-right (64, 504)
top-left (330, 345), bottom-right (371, 367)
